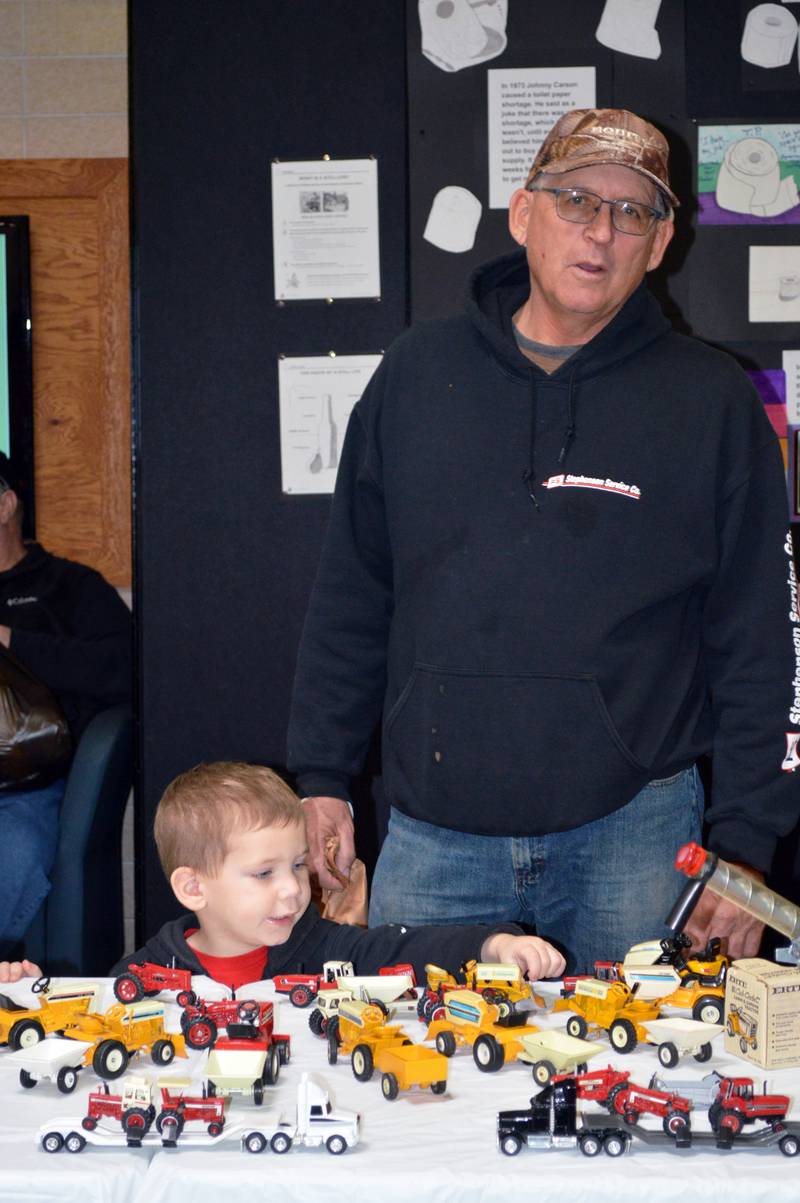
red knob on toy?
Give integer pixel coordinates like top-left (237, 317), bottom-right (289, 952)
top-left (675, 841), bottom-right (707, 878)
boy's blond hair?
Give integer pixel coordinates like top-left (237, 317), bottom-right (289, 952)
top-left (155, 761), bottom-right (304, 878)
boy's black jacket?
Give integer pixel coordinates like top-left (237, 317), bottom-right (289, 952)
top-left (110, 904), bottom-right (523, 983)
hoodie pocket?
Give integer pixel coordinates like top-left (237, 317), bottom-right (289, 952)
top-left (384, 665), bottom-right (651, 836)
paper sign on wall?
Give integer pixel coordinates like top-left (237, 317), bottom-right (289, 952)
top-left (278, 354), bottom-right (382, 494)
top-left (487, 67), bottom-right (596, 209)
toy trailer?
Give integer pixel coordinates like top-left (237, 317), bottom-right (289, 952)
top-left (638, 1017), bottom-right (723, 1067)
top-left (373, 1043), bottom-right (449, 1100)
top-left (8, 1036), bottom-right (93, 1094)
top-left (514, 1030), bottom-right (606, 1085)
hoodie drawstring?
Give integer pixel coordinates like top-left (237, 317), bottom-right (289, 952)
top-left (523, 369), bottom-right (577, 508)
top-left (559, 371), bottom-right (577, 466)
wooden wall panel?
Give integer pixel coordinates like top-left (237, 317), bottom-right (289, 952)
top-left (0, 159), bottom-right (130, 586)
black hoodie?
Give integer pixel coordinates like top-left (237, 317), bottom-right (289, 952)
top-left (288, 250), bottom-right (800, 873)
top-left (0, 543), bottom-right (131, 741)
top-left (110, 906), bottom-right (522, 985)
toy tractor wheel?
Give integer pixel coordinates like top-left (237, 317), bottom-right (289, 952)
top-left (381, 1072), bottom-right (400, 1100)
top-left (271, 1131), bottom-right (292, 1154)
top-left (93, 1039), bottom-right (129, 1080)
top-left (57, 1066), bottom-right (79, 1094)
top-left (566, 1015), bottom-right (588, 1039)
top-left (351, 1043), bottom-right (374, 1082)
top-left (579, 1132), bottom-right (602, 1157)
top-left (726, 1019), bottom-right (735, 1037)
top-left (609, 1018), bottom-right (637, 1053)
top-left (9, 1019), bottom-right (45, 1051)
top-left (81, 1116), bottom-right (98, 1132)
top-left (604, 1133), bottom-right (628, 1157)
top-left (326, 1134), bottom-right (347, 1155)
top-left (664, 1111), bottom-right (689, 1138)
top-left (263, 1046), bottom-right (280, 1086)
top-left (692, 995), bottom-right (723, 1025)
top-left (779, 1134), bottom-right (800, 1157)
top-left (289, 985), bottom-right (314, 1007)
top-left (42, 1131), bottom-right (64, 1153)
top-left (151, 1039), bottom-right (176, 1066)
top-left (252, 1079), bottom-right (265, 1106)
top-left (64, 1132), bottom-right (86, 1154)
top-left (431, 1080), bottom-right (447, 1095)
top-left (367, 997), bottom-right (389, 1018)
top-left (185, 1018), bottom-right (218, 1050)
top-left (31, 975), bottom-right (51, 995)
top-left (176, 989), bottom-right (196, 1009)
top-left (123, 1107), bottom-right (152, 1138)
top-left (114, 973), bottom-right (143, 1004)
top-left (327, 1017), bottom-right (340, 1065)
top-left (623, 1109), bottom-right (639, 1126)
top-left (500, 1133), bottom-right (522, 1156)
top-left (435, 1030), bottom-right (456, 1057)
top-left (308, 1008), bottom-right (326, 1037)
top-left (532, 1060), bottom-right (556, 1086)
top-left (657, 1041), bottom-right (679, 1068)
top-left (694, 1043), bottom-right (712, 1063)
top-left (19, 1069), bottom-right (37, 1089)
top-left (473, 1034), bottom-right (504, 1072)
top-left (739, 1038), bottom-right (749, 1055)
top-left (244, 1131), bottom-right (267, 1154)
top-left (417, 995), bottom-right (432, 1022)
top-left (719, 1112), bottom-right (742, 1137)
top-left (207, 1121), bottom-right (224, 1137)
top-left (157, 1113), bottom-right (184, 1144)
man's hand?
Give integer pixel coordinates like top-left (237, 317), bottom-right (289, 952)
top-left (0, 958), bottom-right (42, 983)
top-left (0, 624), bottom-right (10, 648)
top-left (481, 932), bottom-right (566, 982)
top-left (303, 796), bottom-right (356, 892)
top-left (682, 862), bottom-right (765, 960)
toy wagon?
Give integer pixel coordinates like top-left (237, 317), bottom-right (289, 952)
top-left (638, 1017), bottom-right (724, 1067)
top-left (515, 1030), bottom-right (606, 1085)
top-left (374, 1042), bottom-right (449, 1100)
top-left (8, 1036), bottom-right (94, 1094)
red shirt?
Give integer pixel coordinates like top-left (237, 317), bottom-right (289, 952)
top-left (185, 929), bottom-right (268, 992)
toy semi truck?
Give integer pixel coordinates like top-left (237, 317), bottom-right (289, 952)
top-left (241, 1073), bottom-right (360, 1155)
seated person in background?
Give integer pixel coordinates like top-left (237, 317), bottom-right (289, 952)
top-left (0, 453), bottom-right (132, 956)
top-left (96, 761), bottom-right (563, 992)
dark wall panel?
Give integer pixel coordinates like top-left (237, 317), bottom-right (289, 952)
top-left (131, 1), bottom-right (408, 938)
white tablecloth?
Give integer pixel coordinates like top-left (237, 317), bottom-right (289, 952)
top-left (1, 977), bottom-right (799, 1203)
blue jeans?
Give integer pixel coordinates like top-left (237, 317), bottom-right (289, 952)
top-left (368, 767), bottom-right (703, 974)
top-left (0, 777), bottom-right (65, 953)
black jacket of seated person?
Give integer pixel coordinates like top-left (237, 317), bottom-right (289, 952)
top-left (0, 542), bottom-right (132, 743)
top-left (110, 903), bottom-right (524, 985)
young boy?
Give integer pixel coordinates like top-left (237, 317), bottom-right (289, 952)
top-left (2, 762), bottom-right (565, 989)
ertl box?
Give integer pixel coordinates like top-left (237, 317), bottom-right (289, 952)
top-left (724, 957), bottom-right (800, 1070)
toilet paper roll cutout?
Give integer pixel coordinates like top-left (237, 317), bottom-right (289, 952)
top-left (419, 0), bottom-right (508, 73)
top-left (595, 0), bottom-right (662, 60)
top-left (423, 186), bottom-right (483, 252)
top-left (741, 3), bottom-right (798, 67)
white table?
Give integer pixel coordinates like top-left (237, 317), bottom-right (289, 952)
top-left (1, 977), bottom-right (798, 1203)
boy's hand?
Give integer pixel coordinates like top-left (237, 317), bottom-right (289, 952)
top-left (0, 958), bottom-right (43, 983)
top-left (480, 933), bottom-right (565, 982)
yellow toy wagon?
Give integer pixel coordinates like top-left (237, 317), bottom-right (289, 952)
top-left (373, 1042), bottom-right (449, 1100)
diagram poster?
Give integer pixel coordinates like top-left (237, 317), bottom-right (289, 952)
top-left (271, 159), bottom-right (381, 301)
top-left (278, 354), bottom-right (382, 494)
top-left (487, 66), bottom-right (596, 209)
top-left (698, 123), bottom-right (800, 225)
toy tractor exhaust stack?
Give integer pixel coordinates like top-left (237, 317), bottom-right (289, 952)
top-left (667, 842), bottom-right (800, 965)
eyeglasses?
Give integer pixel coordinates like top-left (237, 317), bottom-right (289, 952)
top-left (528, 184), bottom-right (665, 236)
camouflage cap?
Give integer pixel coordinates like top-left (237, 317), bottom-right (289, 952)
top-left (525, 108), bottom-right (679, 209)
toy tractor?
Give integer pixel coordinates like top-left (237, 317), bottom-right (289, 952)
top-left (726, 1006), bottom-right (758, 1054)
top-left (552, 978), bottom-right (661, 1053)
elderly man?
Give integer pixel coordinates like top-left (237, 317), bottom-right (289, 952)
top-left (0, 453), bottom-right (131, 953)
top-left (288, 109), bottom-right (800, 972)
